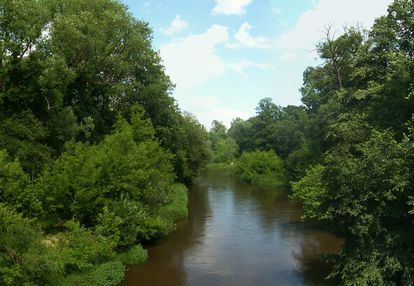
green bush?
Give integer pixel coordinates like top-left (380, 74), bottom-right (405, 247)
top-left (35, 109), bottom-right (177, 246)
top-left (0, 150), bottom-right (42, 217)
top-left (235, 150), bottom-right (286, 187)
top-left (129, 183), bottom-right (189, 241)
top-left (62, 261), bottom-right (125, 286)
top-left (117, 245), bottom-right (148, 265)
top-left (290, 165), bottom-right (326, 220)
top-left (160, 184), bottom-right (189, 221)
top-left (211, 138), bottom-right (238, 163)
top-left (55, 221), bottom-right (116, 274)
top-left (0, 205), bottom-right (63, 286)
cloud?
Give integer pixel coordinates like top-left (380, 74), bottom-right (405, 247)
top-left (160, 23), bottom-right (272, 91)
top-left (229, 60), bottom-right (271, 74)
top-left (277, 0), bottom-right (393, 52)
top-left (206, 108), bottom-right (251, 128)
top-left (160, 25), bottom-right (229, 90)
top-left (162, 15), bottom-right (189, 36)
top-left (187, 96), bottom-right (220, 110)
top-left (280, 52), bottom-right (297, 62)
top-left (175, 94), bottom-right (251, 128)
top-left (227, 22), bottom-right (274, 49)
top-left (213, 0), bottom-right (252, 15)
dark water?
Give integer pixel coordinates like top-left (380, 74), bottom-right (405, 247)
top-left (121, 170), bottom-right (343, 286)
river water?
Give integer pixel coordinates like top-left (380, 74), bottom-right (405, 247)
top-left (121, 170), bottom-right (342, 286)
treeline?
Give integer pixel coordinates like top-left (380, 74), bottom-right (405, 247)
top-left (210, 0), bottom-right (414, 284)
top-left (0, 0), bottom-right (208, 285)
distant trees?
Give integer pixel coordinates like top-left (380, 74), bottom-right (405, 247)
top-left (224, 100), bottom-right (313, 180)
top-left (235, 150), bottom-right (285, 187)
top-left (208, 120), bottom-right (238, 164)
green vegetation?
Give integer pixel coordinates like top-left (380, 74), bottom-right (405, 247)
top-left (3, 0), bottom-right (414, 284)
top-left (62, 262), bottom-right (125, 286)
top-left (0, 0), bottom-right (207, 284)
top-left (160, 184), bottom-right (189, 222)
top-left (208, 0), bottom-right (414, 284)
top-left (290, 165), bottom-right (326, 220)
top-left (117, 245), bottom-right (148, 266)
top-left (235, 150), bottom-right (286, 187)
top-left (207, 115), bottom-right (287, 189)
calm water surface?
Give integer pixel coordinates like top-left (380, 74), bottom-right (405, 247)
top-left (122, 170), bottom-right (343, 286)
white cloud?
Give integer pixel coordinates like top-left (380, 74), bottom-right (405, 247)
top-left (213, 0), bottom-right (252, 15)
top-left (175, 93), bottom-right (251, 128)
top-left (160, 23), bottom-right (272, 92)
top-left (162, 15), bottom-right (189, 36)
top-left (189, 96), bottom-right (220, 109)
top-left (207, 108), bottom-right (251, 128)
top-left (277, 0), bottom-right (393, 51)
top-left (160, 25), bottom-right (229, 90)
top-left (228, 22), bottom-right (274, 49)
top-left (280, 52), bottom-right (297, 62)
top-left (229, 60), bottom-right (271, 74)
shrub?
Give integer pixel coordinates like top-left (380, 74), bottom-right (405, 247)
top-left (211, 138), bottom-right (239, 163)
top-left (55, 221), bottom-right (116, 274)
top-left (235, 150), bottom-right (286, 187)
top-left (35, 109), bottom-right (177, 246)
top-left (0, 205), bottom-right (63, 286)
top-left (62, 261), bottom-right (125, 286)
top-left (160, 184), bottom-right (188, 222)
top-left (0, 150), bottom-right (42, 217)
top-left (117, 245), bottom-right (148, 265)
top-left (290, 165), bottom-right (327, 220)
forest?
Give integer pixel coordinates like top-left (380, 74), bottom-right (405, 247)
top-left (208, 0), bottom-right (414, 284)
top-left (0, 0), bottom-right (209, 285)
top-left (1, 0), bottom-right (414, 285)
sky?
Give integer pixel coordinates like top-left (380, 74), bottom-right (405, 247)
top-left (119, 0), bottom-right (393, 128)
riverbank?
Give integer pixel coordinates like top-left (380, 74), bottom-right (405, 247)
top-left (61, 184), bottom-right (189, 286)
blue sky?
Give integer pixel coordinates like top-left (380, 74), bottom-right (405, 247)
top-left (120, 0), bottom-right (393, 128)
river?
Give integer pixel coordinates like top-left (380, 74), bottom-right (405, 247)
top-left (121, 169), bottom-right (343, 286)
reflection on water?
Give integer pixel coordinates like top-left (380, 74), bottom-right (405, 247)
top-left (121, 170), bottom-right (343, 286)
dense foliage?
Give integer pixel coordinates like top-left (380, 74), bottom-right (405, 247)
top-left (289, 2), bottom-right (414, 283)
top-left (208, 120), bottom-right (238, 164)
top-left (0, 0), bottom-right (208, 285)
top-left (209, 0), bottom-right (414, 284)
top-left (3, 0), bottom-right (414, 284)
top-left (235, 150), bottom-right (285, 187)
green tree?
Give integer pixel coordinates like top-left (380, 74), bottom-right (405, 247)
top-left (212, 138), bottom-right (238, 163)
top-left (209, 120), bottom-right (227, 151)
top-left (235, 150), bottom-right (286, 187)
top-left (291, 165), bottom-right (326, 220)
top-left (36, 108), bottom-right (176, 243)
top-left (228, 117), bottom-right (253, 154)
top-left (0, 150), bottom-right (41, 217)
top-left (0, 204), bottom-right (62, 286)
